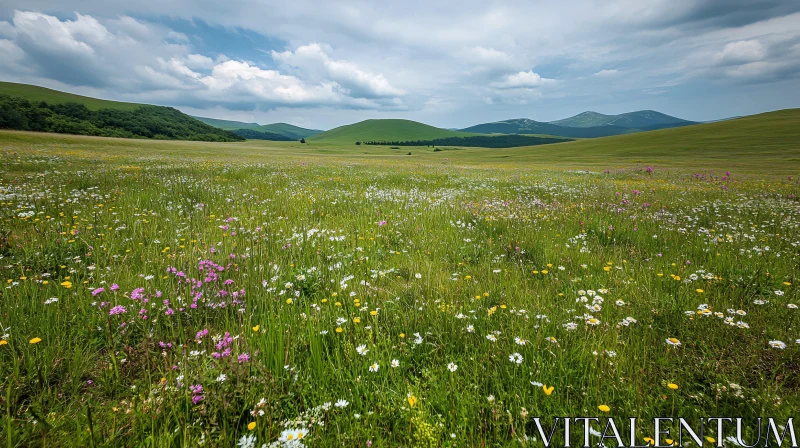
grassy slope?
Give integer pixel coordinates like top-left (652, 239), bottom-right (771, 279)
top-left (0, 81), bottom-right (143, 111)
top-left (507, 108), bottom-right (800, 165)
top-left (308, 119), bottom-right (480, 144)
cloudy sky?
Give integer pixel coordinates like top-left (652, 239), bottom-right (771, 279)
top-left (1, 1), bottom-right (799, 130)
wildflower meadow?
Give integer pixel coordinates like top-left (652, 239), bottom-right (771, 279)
top-left (0, 138), bottom-right (798, 447)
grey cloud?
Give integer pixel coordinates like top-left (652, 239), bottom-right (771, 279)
top-left (646, 0), bottom-right (800, 31)
top-left (0, 10), bottom-right (410, 112)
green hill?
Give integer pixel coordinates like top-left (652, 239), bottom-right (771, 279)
top-left (485, 109), bottom-right (800, 168)
top-left (259, 123), bottom-right (322, 140)
top-left (0, 82), bottom-right (242, 142)
top-left (192, 116), bottom-right (322, 140)
top-left (310, 119), bottom-right (479, 144)
top-left (0, 81), bottom-right (143, 111)
top-left (550, 110), bottom-right (695, 129)
top-left (461, 118), bottom-right (638, 138)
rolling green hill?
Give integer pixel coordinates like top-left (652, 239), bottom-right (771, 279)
top-left (192, 116), bottom-right (322, 140)
top-left (0, 83), bottom-right (243, 142)
top-left (260, 123), bottom-right (323, 140)
top-left (0, 81), bottom-right (143, 111)
top-left (550, 110), bottom-right (695, 129)
top-left (461, 118), bottom-right (639, 138)
top-left (309, 119), bottom-right (480, 144)
top-left (486, 108), bottom-right (800, 167)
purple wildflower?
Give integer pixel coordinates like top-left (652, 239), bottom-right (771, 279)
top-left (109, 305), bottom-right (127, 315)
top-left (130, 287), bottom-right (145, 300)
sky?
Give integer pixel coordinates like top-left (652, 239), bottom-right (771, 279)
top-left (0, 1), bottom-right (799, 130)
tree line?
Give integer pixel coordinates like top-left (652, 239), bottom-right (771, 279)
top-left (361, 134), bottom-right (571, 148)
top-left (0, 94), bottom-right (244, 142)
top-left (231, 129), bottom-right (295, 141)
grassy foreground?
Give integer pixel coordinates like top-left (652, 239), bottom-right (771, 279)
top-left (0, 130), bottom-right (799, 447)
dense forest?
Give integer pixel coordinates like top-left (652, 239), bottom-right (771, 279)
top-left (0, 94), bottom-right (244, 142)
top-left (362, 134), bottom-right (571, 148)
top-left (231, 129), bottom-right (295, 141)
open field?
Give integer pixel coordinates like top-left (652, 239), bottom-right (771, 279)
top-left (0, 126), bottom-right (799, 446)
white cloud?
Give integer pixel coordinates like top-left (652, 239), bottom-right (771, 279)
top-left (166, 31), bottom-right (189, 42)
top-left (11, 11), bottom-right (105, 55)
top-left (0, 39), bottom-right (24, 62)
top-left (491, 70), bottom-right (556, 89)
top-left (460, 46), bottom-right (512, 66)
top-left (593, 69), bottom-right (620, 77)
top-left (0, 11), bottom-right (405, 111)
top-left (271, 43), bottom-right (405, 98)
top-left (714, 40), bottom-right (766, 65)
top-left (199, 60), bottom-right (341, 105)
top-left (184, 54), bottom-right (215, 70)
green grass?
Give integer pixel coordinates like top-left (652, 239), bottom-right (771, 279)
top-left (0, 81), bottom-right (143, 111)
top-left (309, 118), bottom-right (481, 144)
top-left (0, 124), bottom-right (798, 446)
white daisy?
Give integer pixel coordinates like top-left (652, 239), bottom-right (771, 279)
top-left (769, 340), bottom-right (787, 349)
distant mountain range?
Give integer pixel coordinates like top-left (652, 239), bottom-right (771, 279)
top-left (550, 110), bottom-right (694, 129)
top-left (461, 119), bottom-right (636, 138)
top-left (192, 116), bottom-right (322, 140)
top-left (462, 110), bottom-right (697, 138)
